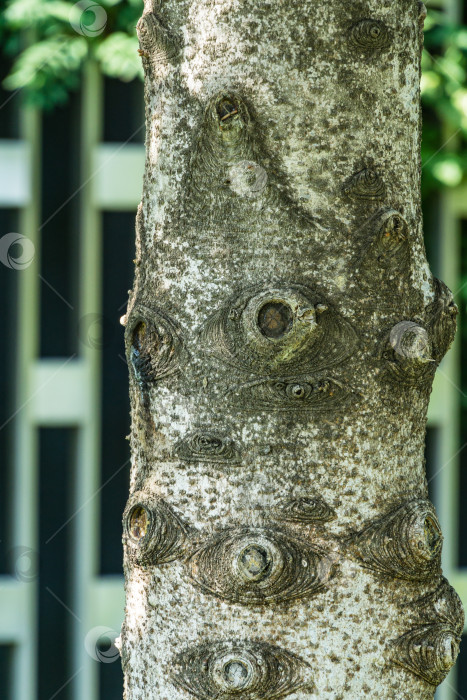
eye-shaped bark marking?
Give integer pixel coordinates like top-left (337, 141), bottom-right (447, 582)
top-left (186, 92), bottom-right (273, 226)
top-left (227, 376), bottom-right (353, 413)
top-left (190, 93), bottom-right (256, 189)
top-left (186, 92), bottom-right (315, 230)
top-left (123, 492), bottom-right (188, 565)
top-left (343, 166), bottom-right (386, 200)
top-left (348, 19), bottom-right (392, 54)
top-left (171, 640), bottom-right (314, 699)
top-left (204, 91), bottom-right (252, 155)
top-left (391, 624), bottom-right (461, 686)
top-left (275, 495), bottom-right (336, 523)
top-left (355, 209), bottom-right (411, 299)
top-left (175, 431), bottom-right (242, 466)
top-left (187, 527), bottom-right (336, 605)
top-left (379, 321), bottom-right (436, 386)
top-left (349, 500), bottom-right (442, 581)
top-left (125, 306), bottom-right (187, 387)
top-left (426, 278), bottom-right (458, 362)
top-left (136, 12), bottom-right (181, 75)
top-left (200, 283), bottom-right (356, 376)
top-left (413, 578), bottom-right (465, 636)
top-left (214, 95), bottom-right (250, 143)
top-left (404, 577), bottom-right (464, 637)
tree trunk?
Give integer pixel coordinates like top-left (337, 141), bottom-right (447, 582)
top-left (118, 0), bottom-right (464, 698)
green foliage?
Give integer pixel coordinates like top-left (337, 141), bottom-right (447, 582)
top-left (4, 36), bottom-right (87, 106)
top-left (95, 31), bottom-right (141, 80)
top-left (1, 0), bottom-right (143, 108)
top-left (421, 10), bottom-right (467, 193)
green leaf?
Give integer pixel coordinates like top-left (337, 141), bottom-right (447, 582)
top-left (432, 157), bottom-right (464, 186)
top-left (421, 70), bottom-right (442, 96)
top-left (95, 32), bottom-right (142, 80)
top-left (3, 36), bottom-right (87, 108)
top-left (5, 0), bottom-right (76, 28)
top-left (454, 28), bottom-right (467, 50)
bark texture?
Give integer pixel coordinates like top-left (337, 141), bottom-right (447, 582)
top-left (119, 1), bottom-right (464, 698)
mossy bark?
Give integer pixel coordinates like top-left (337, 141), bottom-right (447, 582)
top-left (119, 1), bottom-right (464, 698)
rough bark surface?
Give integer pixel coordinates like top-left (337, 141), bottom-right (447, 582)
top-left (119, 1), bottom-right (464, 698)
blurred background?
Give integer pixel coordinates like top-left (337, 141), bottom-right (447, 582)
top-left (0, 0), bottom-right (466, 698)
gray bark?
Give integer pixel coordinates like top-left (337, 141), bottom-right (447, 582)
top-left (118, 1), bottom-right (464, 698)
